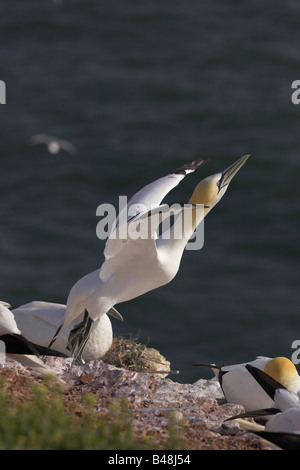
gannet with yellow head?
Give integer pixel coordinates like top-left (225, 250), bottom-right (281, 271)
top-left (194, 356), bottom-right (300, 412)
top-left (50, 155), bottom-right (250, 363)
top-left (263, 356), bottom-right (300, 393)
top-left (226, 362), bottom-right (300, 449)
top-left (246, 363), bottom-right (300, 441)
top-left (189, 154), bottom-right (247, 211)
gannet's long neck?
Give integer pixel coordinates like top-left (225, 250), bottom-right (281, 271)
top-left (156, 193), bottom-right (210, 257)
top-left (156, 153), bottom-right (250, 263)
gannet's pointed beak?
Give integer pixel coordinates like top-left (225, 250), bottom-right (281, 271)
top-left (107, 306), bottom-right (124, 322)
top-left (219, 154), bottom-right (250, 190)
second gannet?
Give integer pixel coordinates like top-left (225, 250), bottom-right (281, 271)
top-left (12, 301), bottom-right (123, 362)
top-left (0, 302), bottom-right (68, 376)
top-left (193, 356), bottom-right (300, 411)
top-left (227, 363), bottom-right (300, 450)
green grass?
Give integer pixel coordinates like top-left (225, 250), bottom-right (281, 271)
top-left (0, 377), bottom-right (187, 450)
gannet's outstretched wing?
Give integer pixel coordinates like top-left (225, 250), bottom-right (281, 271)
top-left (100, 159), bottom-right (206, 281)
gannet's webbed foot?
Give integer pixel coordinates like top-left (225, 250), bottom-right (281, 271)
top-left (66, 310), bottom-right (89, 354)
top-left (72, 320), bottom-right (93, 365)
top-left (66, 309), bottom-right (93, 365)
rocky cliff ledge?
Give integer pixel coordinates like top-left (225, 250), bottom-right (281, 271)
top-left (0, 353), bottom-right (276, 450)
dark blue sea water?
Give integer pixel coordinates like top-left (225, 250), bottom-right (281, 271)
top-left (0, 0), bottom-right (299, 382)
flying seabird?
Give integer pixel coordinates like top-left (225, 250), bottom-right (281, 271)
top-left (29, 134), bottom-right (78, 156)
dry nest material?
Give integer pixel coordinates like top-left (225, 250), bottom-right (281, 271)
top-left (103, 336), bottom-right (177, 378)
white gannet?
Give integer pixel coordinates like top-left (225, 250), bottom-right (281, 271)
top-left (227, 363), bottom-right (300, 450)
top-left (259, 410), bottom-right (300, 450)
top-left (0, 302), bottom-right (68, 376)
top-left (193, 356), bottom-right (300, 411)
top-left (12, 301), bottom-right (123, 362)
top-left (264, 402), bottom-right (300, 435)
top-left (50, 155), bottom-right (250, 362)
top-left (29, 134), bottom-right (78, 156)
top-left (0, 301), bottom-right (22, 336)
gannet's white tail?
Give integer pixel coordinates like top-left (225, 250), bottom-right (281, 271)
top-left (8, 354), bottom-right (65, 385)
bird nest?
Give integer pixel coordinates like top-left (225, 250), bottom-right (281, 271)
top-left (102, 336), bottom-right (173, 378)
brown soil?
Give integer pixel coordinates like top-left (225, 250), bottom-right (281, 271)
top-left (0, 353), bottom-right (277, 451)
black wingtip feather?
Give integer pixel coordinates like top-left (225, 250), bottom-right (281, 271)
top-left (0, 334), bottom-right (68, 358)
top-left (245, 364), bottom-right (287, 400)
top-left (173, 158), bottom-right (208, 175)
